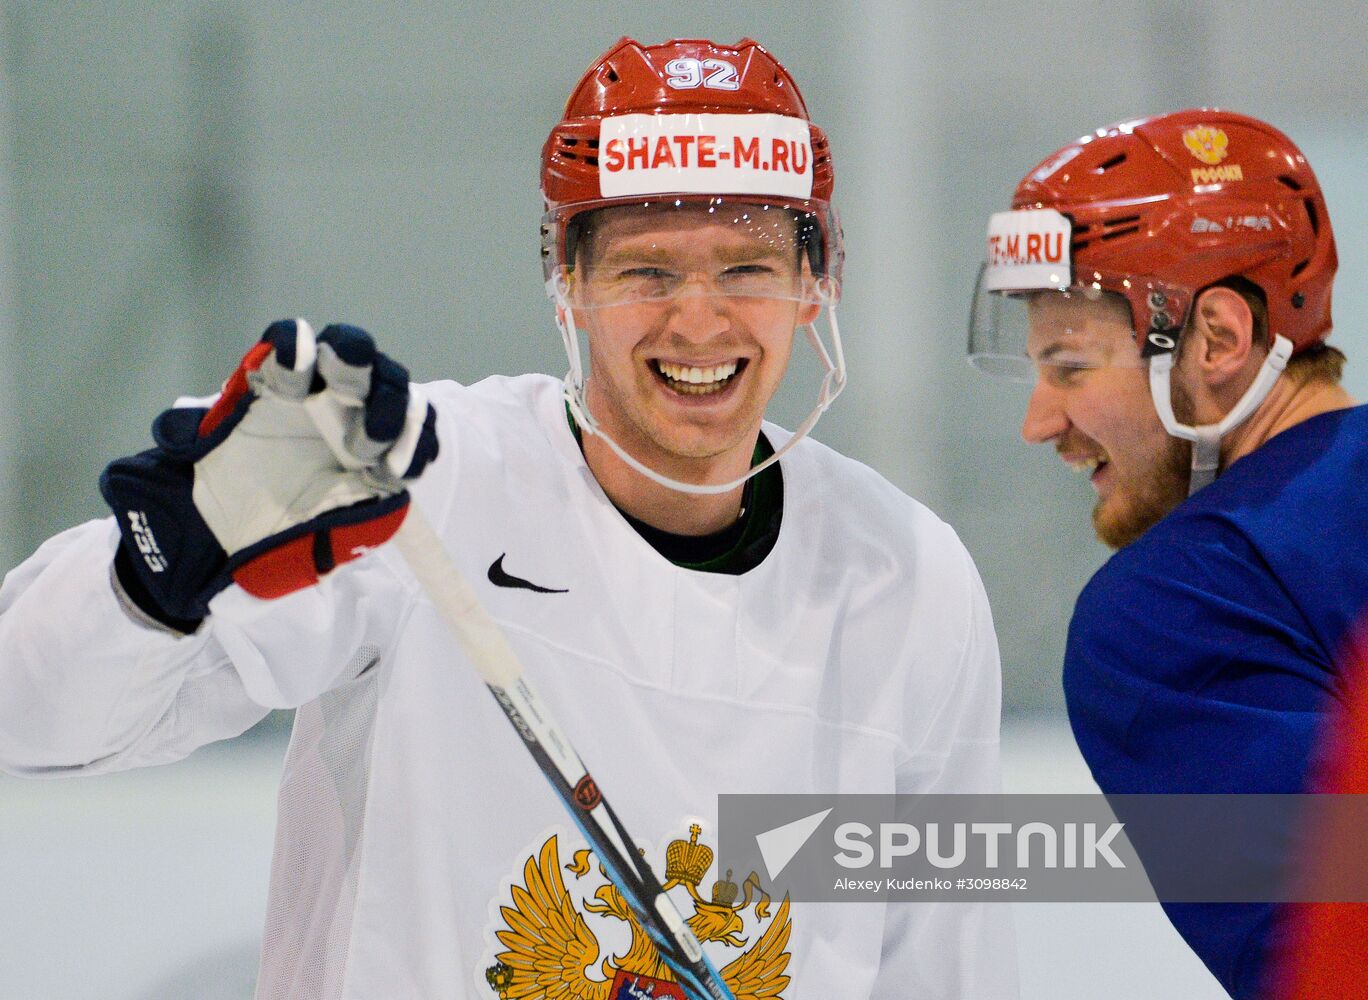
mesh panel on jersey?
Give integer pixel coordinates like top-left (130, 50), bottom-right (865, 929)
top-left (254, 646), bottom-right (383, 1000)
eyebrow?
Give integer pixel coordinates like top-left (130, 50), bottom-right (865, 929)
top-left (595, 244), bottom-right (674, 267)
top-left (1031, 342), bottom-right (1071, 363)
top-left (594, 241), bottom-right (793, 269)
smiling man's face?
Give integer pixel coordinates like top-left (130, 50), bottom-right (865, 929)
top-left (1019, 289), bottom-right (1191, 548)
top-left (570, 203), bottom-right (818, 477)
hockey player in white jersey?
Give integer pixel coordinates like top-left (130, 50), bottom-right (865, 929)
top-left (0, 37), bottom-right (1016, 999)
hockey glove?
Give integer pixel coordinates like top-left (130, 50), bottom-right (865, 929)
top-left (100, 319), bottom-right (439, 630)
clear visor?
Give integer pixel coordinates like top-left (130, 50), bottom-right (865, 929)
top-left (543, 198), bottom-right (835, 311)
top-left (969, 264), bottom-right (1150, 382)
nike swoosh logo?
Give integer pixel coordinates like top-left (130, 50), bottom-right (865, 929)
top-left (487, 554), bottom-right (568, 594)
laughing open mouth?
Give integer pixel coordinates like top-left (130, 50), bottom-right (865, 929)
top-left (1063, 454), bottom-right (1109, 476)
top-left (652, 359), bottom-right (747, 395)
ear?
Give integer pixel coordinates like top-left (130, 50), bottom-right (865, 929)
top-left (1184, 286), bottom-right (1257, 387)
top-left (795, 299), bottom-right (821, 326)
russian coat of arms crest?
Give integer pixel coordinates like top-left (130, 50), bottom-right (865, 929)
top-left (483, 823), bottom-right (792, 998)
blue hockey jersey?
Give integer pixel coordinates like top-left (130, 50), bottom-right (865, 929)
top-left (1063, 404), bottom-right (1368, 998)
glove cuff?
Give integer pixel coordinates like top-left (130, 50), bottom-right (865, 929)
top-left (100, 447), bottom-right (231, 623)
top-left (112, 544), bottom-right (207, 634)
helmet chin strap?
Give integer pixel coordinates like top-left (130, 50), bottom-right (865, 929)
top-left (550, 277), bottom-right (846, 496)
top-left (1148, 333), bottom-right (1293, 495)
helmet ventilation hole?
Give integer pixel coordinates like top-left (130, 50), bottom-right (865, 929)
top-left (1291, 259), bottom-right (1310, 278)
top-left (1303, 198), bottom-right (1320, 235)
top-left (1095, 153), bottom-right (1127, 172)
top-left (1277, 175), bottom-right (1303, 191)
top-left (1100, 214), bottom-right (1141, 240)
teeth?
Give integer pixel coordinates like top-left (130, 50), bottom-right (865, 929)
top-left (673, 381), bottom-right (726, 395)
top-left (1064, 455), bottom-right (1108, 475)
top-left (656, 360), bottom-right (739, 386)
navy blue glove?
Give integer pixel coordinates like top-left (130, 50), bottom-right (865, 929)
top-left (100, 319), bottom-right (438, 630)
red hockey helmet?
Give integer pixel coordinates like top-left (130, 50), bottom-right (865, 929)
top-left (971, 109), bottom-right (1336, 375)
top-left (540, 36), bottom-right (841, 290)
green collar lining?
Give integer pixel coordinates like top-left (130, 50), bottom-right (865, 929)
top-left (566, 406), bottom-right (784, 575)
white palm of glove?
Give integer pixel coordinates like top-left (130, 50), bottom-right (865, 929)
top-left (189, 319), bottom-right (430, 559)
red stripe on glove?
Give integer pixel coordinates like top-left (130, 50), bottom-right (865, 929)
top-left (231, 503), bottom-right (410, 600)
top-left (200, 341), bottom-right (274, 438)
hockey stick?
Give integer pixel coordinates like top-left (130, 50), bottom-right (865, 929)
top-left (393, 503), bottom-right (737, 1000)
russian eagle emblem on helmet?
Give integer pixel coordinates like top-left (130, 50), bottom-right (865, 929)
top-left (1182, 126), bottom-right (1229, 165)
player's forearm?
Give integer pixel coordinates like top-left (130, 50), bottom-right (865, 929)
top-left (0, 519), bottom-right (212, 774)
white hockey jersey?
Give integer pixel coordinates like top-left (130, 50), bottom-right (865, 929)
top-left (0, 374), bottom-right (1017, 998)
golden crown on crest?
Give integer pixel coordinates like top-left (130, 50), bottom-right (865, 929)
top-left (712, 868), bottom-right (740, 907)
top-left (665, 823), bottom-right (715, 888)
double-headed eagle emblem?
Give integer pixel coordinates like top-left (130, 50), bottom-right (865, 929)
top-left (1182, 125), bottom-right (1229, 166)
top-left (485, 824), bottom-right (792, 998)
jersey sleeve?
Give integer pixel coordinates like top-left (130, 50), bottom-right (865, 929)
top-left (1063, 531), bottom-right (1339, 998)
top-left (874, 535), bottom-right (1019, 999)
top-left (0, 384), bottom-right (463, 778)
top-left (0, 514), bottom-right (419, 776)
top-left (0, 519), bottom-right (270, 776)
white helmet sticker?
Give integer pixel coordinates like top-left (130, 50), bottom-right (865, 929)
top-left (597, 113), bottom-right (814, 200)
top-left (983, 209), bottom-right (1073, 292)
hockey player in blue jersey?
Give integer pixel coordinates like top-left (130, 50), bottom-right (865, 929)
top-left (968, 109), bottom-right (1365, 998)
